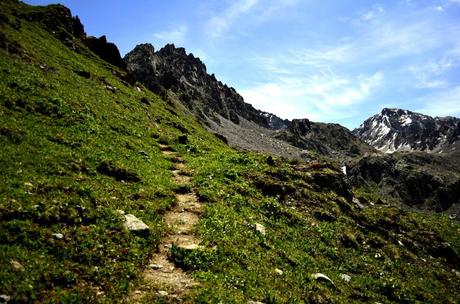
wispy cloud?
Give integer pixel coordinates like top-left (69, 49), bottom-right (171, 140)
top-left (435, 0), bottom-right (460, 11)
top-left (205, 0), bottom-right (299, 38)
top-left (408, 59), bottom-right (455, 89)
top-left (154, 25), bottom-right (188, 44)
top-left (241, 2), bottom-right (460, 124)
top-left (356, 4), bottom-right (385, 23)
top-left (416, 86), bottom-right (460, 117)
top-left (240, 72), bottom-right (383, 122)
top-left (206, 0), bottom-right (259, 38)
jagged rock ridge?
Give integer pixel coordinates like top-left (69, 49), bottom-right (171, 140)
top-left (353, 108), bottom-right (460, 153)
top-left (124, 43), bottom-right (288, 129)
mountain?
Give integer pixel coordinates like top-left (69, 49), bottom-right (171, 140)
top-left (1, 1), bottom-right (460, 303)
top-left (125, 43), bottom-right (374, 159)
top-left (353, 108), bottom-right (460, 153)
top-left (274, 118), bottom-right (375, 158)
top-left (124, 43), bottom-right (287, 129)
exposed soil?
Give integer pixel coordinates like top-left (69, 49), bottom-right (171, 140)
top-left (127, 144), bottom-right (202, 303)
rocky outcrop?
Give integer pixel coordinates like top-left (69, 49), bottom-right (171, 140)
top-left (21, 4), bottom-right (85, 40)
top-left (353, 108), bottom-right (460, 153)
top-left (349, 152), bottom-right (460, 215)
top-left (274, 118), bottom-right (375, 158)
top-left (84, 35), bottom-right (125, 68)
top-left (19, 3), bottom-right (124, 68)
top-left (124, 43), bottom-right (288, 129)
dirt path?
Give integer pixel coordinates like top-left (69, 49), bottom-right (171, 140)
top-left (128, 144), bottom-right (202, 303)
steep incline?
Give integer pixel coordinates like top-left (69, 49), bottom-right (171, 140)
top-left (353, 108), bottom-right (460, 153)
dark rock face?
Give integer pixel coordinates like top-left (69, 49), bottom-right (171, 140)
top-left (19, 3), bottom-right (124, 69)
top-left (274, 118), bottom-right (375, 157)
top-left (353, 108), bottom-right (460, 153)
top-left (22, 4), bottom-right (85, 43)
top-left (349, 152), bottom-right (460, 215)
top-left (124, 43), bottom-right (288, 129)
top-left (84, 35), bottom-right (125, 68)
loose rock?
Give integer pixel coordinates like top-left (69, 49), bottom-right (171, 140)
top-left (10, 260), bottom-right (24, 271)
top-left (353, 197), bottom-right (364, 209)
top-left (311, 273), bottom-right (335, 286)
top-left (123, 214), bottom-right (149, 232)
top-left (0, 294), bottom-right (10, 303)
top-left (275, 268), bottom-right (283, 275)
top-left (340, 273), bottom-right (351, 283)
top-left (148, 263), bottom-right (163, 270)
top-left (52, 233), bottom-right (64, 239)
top-left (105, 85), bottom-right (117, 92)
top-left (158, 290), bottom-right (168, 297)
top-left (254, 223), bottom-right (266, 236)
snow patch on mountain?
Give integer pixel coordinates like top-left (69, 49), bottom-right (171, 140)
top-left (353, 108), bottom-right (460, 154)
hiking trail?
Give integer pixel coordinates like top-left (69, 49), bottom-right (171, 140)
top-left (128, 144), bottom-right (203, 303)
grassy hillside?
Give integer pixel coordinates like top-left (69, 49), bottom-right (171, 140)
top-left (1, 1), bottom-right (459, 303)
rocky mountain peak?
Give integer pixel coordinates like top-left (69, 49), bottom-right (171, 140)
top-left (353, 108), bottom-right (460, 153)
top-left (124, 43), bottom-right (285, 129)
top-left (158, 43), bottom-right (188, 57)
top-left (132, 43), bottom-right (155, 55)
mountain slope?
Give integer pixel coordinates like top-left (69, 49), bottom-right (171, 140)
top-left (353, 108), bottom-right (460, 153)
top-left (1, 1), bottom-right (459, 303)
top-left (125, 43), bottom-right (375, 159)
top-left (274, 118), bottom-right (376, 158)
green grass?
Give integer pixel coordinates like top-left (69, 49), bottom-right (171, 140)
top-left (0, 2), bottom-right (223, 302)
top-left (176, 149), bottom-right (460, 303)
top-left (1, 1), bottom-right (459, 303)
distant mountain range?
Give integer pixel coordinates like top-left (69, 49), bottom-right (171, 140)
top-left (353, 108), bottom-right (460, 154)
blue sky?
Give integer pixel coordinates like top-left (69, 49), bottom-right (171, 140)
top-left (26, 0), bottom-right (460, 129)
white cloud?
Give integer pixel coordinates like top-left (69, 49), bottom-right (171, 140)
top-left (206, 0), bottom-right (259, 38)
top-left (416, 86), bottom-right (460, 117)
top-left (408, 46), bottom-right (460, 88)
top-left (154, 25), bottom-right (188, 44)
top-left (257, 45), bottom-right (350, 73)
top-left (265, 14), bottom-right (460, 73)
top-left (409, 60), bottom-right (453, 89)
top-left (205, 0), bottom-right (299, 38)
top-left (240, 72), bottom-right (383, 122)
top-left (357, 5), bottom-right (385, 23)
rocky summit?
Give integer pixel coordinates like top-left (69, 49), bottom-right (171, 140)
top-left (124, 43), bottom-right (284, 129)
top-left (353, 108), bottom-right (460, 153)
